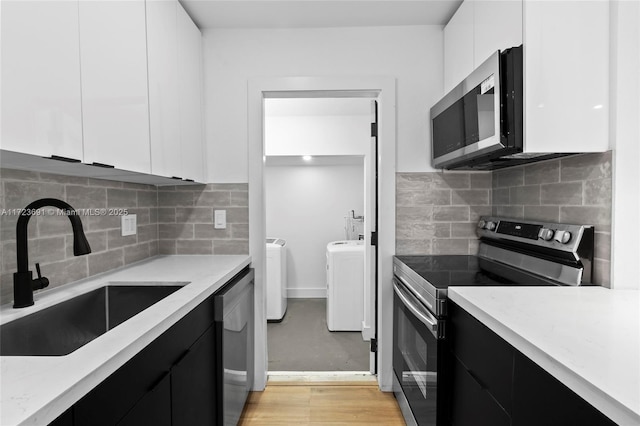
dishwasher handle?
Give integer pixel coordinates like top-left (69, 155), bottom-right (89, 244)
top-left (214, 267), bottom-right (254, 321)
top-left (393, 277), bottom-right (442, 339)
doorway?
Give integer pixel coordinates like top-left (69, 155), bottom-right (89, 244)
top-left (248, 76), bottom-right (396, 391)
top-left (263, 98), bottom-right (373, 372)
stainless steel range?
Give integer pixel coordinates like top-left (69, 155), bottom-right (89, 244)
top-left (392, 216), bottom-right (595, 426)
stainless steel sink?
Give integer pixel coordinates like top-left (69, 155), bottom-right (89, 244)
top-left (0, 282), bottom-right (187, 356)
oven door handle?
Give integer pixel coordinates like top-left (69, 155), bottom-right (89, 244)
top-left (393, 278), bottom-right (439, 335)
top-left (395, 274), bottom-right (434, 311)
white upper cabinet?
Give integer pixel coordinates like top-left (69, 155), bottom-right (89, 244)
top-left (443, 1), bottom-right (474, 93)
top-left (147, 0), bottom-right (182, 178)
top-left (177, 3), bottom-right (205, 183)
top-left (524, 0), bottom-right (609, 153)
top-left (442, 0), bottom-right (609, 153)
top-left (473, 0), bottom-right (523, 66)
top-left (79, 0), bottom-right (151, 173)
top-left (1, 1), bottom-right (83, 160)
top-left (443, 0), bottom-right (523, 93)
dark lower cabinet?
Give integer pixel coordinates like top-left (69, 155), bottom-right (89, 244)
top-left (447, 301), bottom-right (616, 426)
top-left (449, 356), bottom-right (510, 426)
top-left (47, 267), bottom-right (252, 426)
top-left (49, 408), bottom-right (73, 426)
top-left (72, 285), bottom-right (216, 426)
top-left (117, 373), bottom-right (171, 426)
top-left (512, 352), bottom-right (616, 426)
top-left (171, 326), bottom-right (217, 426)
top-left (448, 302), bottom-right (514, 415)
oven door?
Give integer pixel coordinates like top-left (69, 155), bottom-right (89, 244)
top-left (393, 277), bottom-right (447, 426)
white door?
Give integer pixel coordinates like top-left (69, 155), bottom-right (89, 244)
top-left (79, 0), bottom-right (151, 173)
top-left (1, 0), bottom-right (83, 160)
top-left (177, 3), bottom-right (205, 182)
top-left (147, 0), bottom-right (181, 178)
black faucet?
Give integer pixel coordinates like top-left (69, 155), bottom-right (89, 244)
top-left (13, 198), bottom-right (91, 308)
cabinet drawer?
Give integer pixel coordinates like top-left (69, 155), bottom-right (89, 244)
top-left (449, 356), bottom-right (510, 426)
top-left (448, 302), bottom-right (514, 413)
top-left (172, 326), bottom-right (217, 426)
top-left (117, 373), bottom-right (171, 426)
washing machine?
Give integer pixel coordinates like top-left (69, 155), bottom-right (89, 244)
top-left (266, 238), bottom-right (287, 321)
top-left (326, 240), bottom-right (364, 331)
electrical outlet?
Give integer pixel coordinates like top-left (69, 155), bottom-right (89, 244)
top-left (121, 214), bottom-right (137, 236)
top-left (214, 210), bottom-right (226, 229)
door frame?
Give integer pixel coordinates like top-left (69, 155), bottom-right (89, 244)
top-left (248, 76), bottom-right (396, 391)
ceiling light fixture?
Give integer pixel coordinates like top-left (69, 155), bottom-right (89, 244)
top-left (302, 155), bottom-right (312, 161)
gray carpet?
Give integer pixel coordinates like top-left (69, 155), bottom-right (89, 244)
top-left (267, 299), bottom-right (370, 371)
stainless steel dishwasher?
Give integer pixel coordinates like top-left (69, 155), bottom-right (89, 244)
top-left (214, 268), bottom-right (254, 425)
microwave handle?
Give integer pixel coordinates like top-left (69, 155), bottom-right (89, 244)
top-left (393, 278), bottom-right (438, 334)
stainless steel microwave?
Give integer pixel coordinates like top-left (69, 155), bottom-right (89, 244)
top-left (431, 45), bottom-right (528, 170)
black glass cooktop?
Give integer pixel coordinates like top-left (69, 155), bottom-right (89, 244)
top-left (395, 255), bottom-right (557, 288)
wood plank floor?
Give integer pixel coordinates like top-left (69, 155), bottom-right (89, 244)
top-left (238, 381), bottom-right (406, 425)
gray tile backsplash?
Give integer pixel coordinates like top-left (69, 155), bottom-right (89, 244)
top-left (157, 184), bottom-right (249, 256)
top-left (396, 151), bottom-right (613, 287)
top-left (490, 152), bottom-right (612, 286)
top-left (396, 171), bottom-right (492, 255)
top-left (0, 169), bottom-right (159, 304)
top-left (0, 168), bottom-right (250, 305)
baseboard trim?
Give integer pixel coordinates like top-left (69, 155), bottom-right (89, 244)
top-left (286, 288), bottom-right (326, 298)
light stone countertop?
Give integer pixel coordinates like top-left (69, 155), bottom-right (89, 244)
top-left (0, 255), bottom-right (251, 426)
top-left (448, 286), bottom-right (640, 426)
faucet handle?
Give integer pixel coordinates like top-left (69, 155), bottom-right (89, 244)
top-left (32, 263), bottom-right (50, 290)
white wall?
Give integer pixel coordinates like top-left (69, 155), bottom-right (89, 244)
top-left (265, 115), bottom-right (370, 156)
top-left (265, 164), bottom-right (364, 297)
top-left (202, 25), bottom-right (444, 182)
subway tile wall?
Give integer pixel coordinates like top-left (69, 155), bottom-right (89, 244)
top-left (491, 152), bottom-right (612, 287)
top-left (157, 184), bottom-right (249, 255)
top-left (396, 152), bottom-right (613, 287)
top-left (396, 172), bottom-right (492, 255)
top-left (0, 169), bottom-right (250, 305)
top-left (0, 168), bottom-right (159, 304)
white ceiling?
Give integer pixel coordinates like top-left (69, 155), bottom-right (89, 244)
top-left (180, 0), bottom-right (462, 29)
top-left (265, 98), bottom-right (372, 117)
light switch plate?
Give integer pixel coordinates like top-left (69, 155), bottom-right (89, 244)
top-left (121, 214), bottom-right (137, 236)
top-left (214, 210), bottom-right (226, 229)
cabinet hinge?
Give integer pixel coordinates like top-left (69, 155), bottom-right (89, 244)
top-left (370, 231), bottom-right (377, 246)
top-left (370, 338), bottom-right (377, 353)
top-left (370, 122), bottom-right (378, 138)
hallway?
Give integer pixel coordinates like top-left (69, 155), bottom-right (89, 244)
top-left (267, 299), bottom-right (370, 371)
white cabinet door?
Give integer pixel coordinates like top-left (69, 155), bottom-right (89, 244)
top-left (1, 0), bottom-right (83, 160)
top-left (524, 0), bottom-right (609, 152)
top-left (443, 0), bottom-right (474, 93)
top-left (177, 4), bottom-right (205, 182)
top-left (79, 0), bottom-right (151, 173)
top-left (473, 0), bottom-right (522, 65)
top-left (147, 0), bottom-right (182, 178)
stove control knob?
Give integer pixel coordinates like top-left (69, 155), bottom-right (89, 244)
top-left (538, 228), bottom-right (555, 241)
top-left (477, 220), bottom-right (486, 229)
top-left (485, 221), bottom-right (497, 231)
top-left (554, 230), bottom-right (572, 244)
